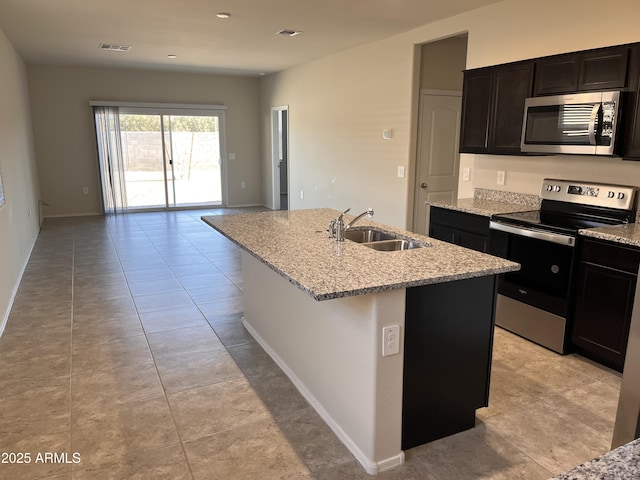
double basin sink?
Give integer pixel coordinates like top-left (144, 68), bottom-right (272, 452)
top-left (343, 227), bottom-right (426, 251)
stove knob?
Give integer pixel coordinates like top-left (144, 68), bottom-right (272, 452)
top-left (546, 185), bottom-right (553, 192)
top-left (553, 185), bottom-right (561, 192)
top-left (618, 192), bottom-right (625, 200)
top-left (608, 191), bottom-right (615, 198)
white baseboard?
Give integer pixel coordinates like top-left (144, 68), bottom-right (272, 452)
top-left (241, 317), bottom-right (405, 475)
top-left (0, 232), bottom-right (38, 338)
top-left (42, 212), bottom-right (103, 218)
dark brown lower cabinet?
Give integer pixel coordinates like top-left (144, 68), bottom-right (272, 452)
top-left (428, 206), bottom-right (490, 253)
top-left (402, 275), bottom-right (497, 449)
top-left (571, 238), bottom-right (640, 372)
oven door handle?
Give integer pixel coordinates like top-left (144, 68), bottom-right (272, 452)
top-left (489, 221), bottom-right (575, 247)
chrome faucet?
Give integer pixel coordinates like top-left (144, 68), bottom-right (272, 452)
top-left (329, 208), bottom-right (374, 241)
top-left (345, 208), bottom-right (374, 231)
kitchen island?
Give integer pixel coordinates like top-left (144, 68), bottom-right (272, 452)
top-left (202, 208), bottom-right (519, 474)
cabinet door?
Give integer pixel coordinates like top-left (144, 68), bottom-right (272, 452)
top-left (623, 46), bottom-right (640, 159)
top-left (459, 69), bottom-right (492, 153)
top-left (453, 230), bottom-right (490, 253)
top-left (490, 62), bottom-right (534, 154)
top-left (572, 262), bottom-right (636, 372)
top-left (579, 47), bottom-right (629, 91)
top-left (534, 53), bottom-right (581, 96)
top-left (429, 223), bottom-right (455, 244)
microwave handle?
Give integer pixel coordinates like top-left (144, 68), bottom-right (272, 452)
top-left (588, 103), bottom-right (600, 145)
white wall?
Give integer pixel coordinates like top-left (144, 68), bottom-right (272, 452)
top-left (260, 0), bottom-right (640, 228)
top-left (0, 27), bottom-right (41, 332)
top-left (27, 65), bottom-right (262, 216)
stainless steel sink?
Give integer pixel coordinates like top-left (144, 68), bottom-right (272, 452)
top-left (343, 228), bottom-right (396, 243)
top-left (361, 239), bottom-right (424, 251)
top-left (344, 227), bottom-right (426, 251)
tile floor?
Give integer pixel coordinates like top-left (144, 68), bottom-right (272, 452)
top-left (0, 209), bottom-right (622, 480)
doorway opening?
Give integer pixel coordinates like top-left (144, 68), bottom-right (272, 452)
top-left (272, 106), bottom-right (289, 210)
top-left (93, 103), bottom-right (227, 213)
top-left (412, 34), bottom-right (468, 234)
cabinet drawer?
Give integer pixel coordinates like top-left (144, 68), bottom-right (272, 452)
top-left (579, 238), bottom-right (640, 274)
top-left (429, 207), bottom-right (490, 237)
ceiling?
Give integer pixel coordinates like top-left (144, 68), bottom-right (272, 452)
top-left (0, 0), bottom-right (500, 76)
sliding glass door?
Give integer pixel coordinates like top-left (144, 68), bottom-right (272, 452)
top-left (118, 110), bottom-right (224, 210)
top-left (94, 104), bottom-right (226, 213)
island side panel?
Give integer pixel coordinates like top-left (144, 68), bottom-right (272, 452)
top-left (402, 275), bottom-right (498, 450)
top-left (241, 252), bottom-right (405, 473)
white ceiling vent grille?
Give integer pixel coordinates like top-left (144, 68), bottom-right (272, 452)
top-left (276, 29), bottom-right (302, 37)
top-left (99, 44), bottom-right (132, 52)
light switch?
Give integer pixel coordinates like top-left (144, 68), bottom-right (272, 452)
top-left (397, 166), bottom-right (405, 178)
top-left (383, 129), bottom-right (392, 140)
top-left (228, 153), bottom-right (236, 160)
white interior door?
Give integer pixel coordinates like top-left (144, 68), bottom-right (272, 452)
top-left (413, 91), bottom-right (462, 235)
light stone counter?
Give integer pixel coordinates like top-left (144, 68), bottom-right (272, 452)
top-left (202, 208), bottom-right (519, 301)
top-left (579, 224), bottom-right (640, 248)
top-left (428, 188), bottom-right (541, 218)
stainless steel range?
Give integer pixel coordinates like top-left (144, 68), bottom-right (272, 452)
top-left (489, 179), bottom-right (638, 353)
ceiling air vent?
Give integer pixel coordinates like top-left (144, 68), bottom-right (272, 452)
top-left (99, 44), bottom-right (132, 52)
top-left (276, 29), bottom-right (303, 37)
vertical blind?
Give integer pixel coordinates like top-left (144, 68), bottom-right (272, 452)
top-left (93, 106), bottom-right (127, 214)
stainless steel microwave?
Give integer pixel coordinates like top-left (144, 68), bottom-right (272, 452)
top-left (520, 91), bottom-right (621, 155)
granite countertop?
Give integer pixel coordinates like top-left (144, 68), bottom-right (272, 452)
top-left (579, 224), bottom-right (640, 248)
top-left (429, 189), bottom-right (541, 217)
top-left (550, 438), bottom-right (640, 480)
top-left (202, 208), bottom-right (519, 301)
top-left (429, 198), bottom-right (535, 217)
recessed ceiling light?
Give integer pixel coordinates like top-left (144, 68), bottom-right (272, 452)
top-left (168, 54), bottom-right (177, 59)
top-left (216, 12), bottom-right (231, 19)
top-left (276, 29), bottom-right (303, 37)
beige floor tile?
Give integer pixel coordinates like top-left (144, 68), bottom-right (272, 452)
top-left (139, 305), bottom-right (209, 333)
top-left (482, 399), bottom-right (611, 474)
top-left (0, 415), bottom-right (71, 479)
top-left (146, 325), bottom-right (225, 361)
top-left (0, 352), bottom-right (70, 386)
top-left (71, 334), bottom-right (152, 375)
top-left (71, 361), bottom-right (163, 414)
top-left (276, 407), bottom-right (355, 473)
top-left (184, 418), bottom-right (311, 480)
top-left (133, 290), bottom-right (194, 313)
top-left (73, 296), bottom-right (138, 319)
top-left (168, 377), bottom-right (270, 441)
top-left (71, 444), bottom-right (191, 480)
top-left (71, 396), bottom-right (179, 470)
top-left (540, 378), bottom-right (622, 435)
top-left (155, 348), bottom-right (243, 393)
top-left (409, 423), bottom-right (552, 480)
top-left (71, 314), bottom-right (144, 344)
top-left (0, 383), bottom-right (70, 424)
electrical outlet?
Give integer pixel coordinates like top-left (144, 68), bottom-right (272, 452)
top-left (82, 187), bottom-right (89, 195)
top-left (241, 181), bottom-right (246, 189)
top-left (382, 325), bottom-right (400, 357)
top-left (397, 166), bottom-right (405, 178)
top-left (497, 170), bottom-right (506, 186)
top-left (300, 190), bottom-right (304, 199)
top-left (463, 167), bottom-right (470, 181)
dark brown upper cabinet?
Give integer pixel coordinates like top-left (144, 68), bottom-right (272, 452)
top-left (623, 45), bottom-right (640, 159)
top-left (534, 46), bottom-right (630, 96)
top-left (460, 62), bottom-right (534, 155)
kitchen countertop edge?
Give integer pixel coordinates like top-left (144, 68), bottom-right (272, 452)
top-left (202, 209), bottom-right (519, 301)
